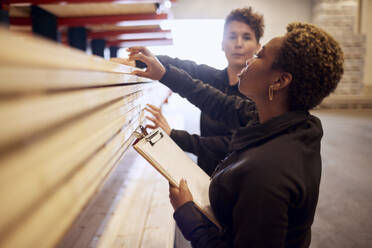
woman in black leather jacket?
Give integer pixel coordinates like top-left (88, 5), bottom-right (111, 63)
top-left (128, 22), bottom-right (344, 247)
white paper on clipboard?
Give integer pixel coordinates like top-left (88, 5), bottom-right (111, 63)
top-left (132, 127), bottom-right (221, 229)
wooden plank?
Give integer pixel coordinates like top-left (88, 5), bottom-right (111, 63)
top-left (141, 178), bottom-right (175, 248)
top-left (0, 99), bottom-right (141, 235)
top-left (68, 124), bottom-right (142, 248)
top-left (143, 183), bottom-right (173, 229)
top-left (96, 159), bottom-right (157, 248)
top-left (117, 167), bottom-right (158, 236)
top-left (107, 37), bottom-right (173, 47)
top-left (67, 123), bottom-right (139, 248)
top-left (0, 25), bottom-right (171, 248)
top-left (88, 24), bottom-right (161, 32)
top-left (114, 167), bottom-right (175, 248)
top-left (59, 148), bottom-right (150, 248)
top-left (0, 120), bottom-right (139, 248)
top-left (0, 28), bottom-right (150, 75)
top-left (0, 66), bottom-right (152, 92)
top-left (39, 3), bottom-right (157, 17)
top-left (149, 175), bottom-right (172, 207)
top-left (57, 84), bottom-right (170, 247)
top-left (141, 225), bottom-right (175, 248)
top-left (111, 235), bottom-right (140, 248)
top-left (94, 170), bottom-right (145, 247)
top-left (9, 6), bottom-right (30, 18)
top-left (88, 28), bottom-right (170, 39)
top-left (66, 212), bottom-right (105, 248)
top-left (0, 86), bottom-right (143, 149)
top-left (57, 13), bottom-right (168, 27)
top-left (62, 134), bottom-right (146, 248)
top-left (8, 0), bottom-right (164, 4)
top-left (0, 106), bottom-right (139, 224)
top-left (8, 25), bottom-right (32, 32)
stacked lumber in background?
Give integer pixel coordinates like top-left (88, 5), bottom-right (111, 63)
top-left (0, 28), bottom-right (173, 248)
top-left (313, 0), bottom-right (372, 109)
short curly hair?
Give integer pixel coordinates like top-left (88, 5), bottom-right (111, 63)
top-left (272, 22), bottom-right (344, 110)
top-left (223, 7), bottom-right (264, 42)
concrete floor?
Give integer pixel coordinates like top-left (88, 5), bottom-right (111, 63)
top-left (310, 109), bottom-right (372, 248)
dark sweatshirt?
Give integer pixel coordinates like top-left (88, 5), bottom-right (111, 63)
top-left (159, 64), bottom-right (323, 248)
top-left (137, 56), bottom-right (250, 175)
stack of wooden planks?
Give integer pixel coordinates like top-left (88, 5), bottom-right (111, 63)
top-left (0, 28), bottom-right (173, 248)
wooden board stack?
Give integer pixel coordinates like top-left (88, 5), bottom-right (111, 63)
top-left (0, 28), bottom-right (173, 248)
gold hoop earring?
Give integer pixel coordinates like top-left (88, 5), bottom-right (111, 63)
top-left (269, 85), bottom-right (274, 101)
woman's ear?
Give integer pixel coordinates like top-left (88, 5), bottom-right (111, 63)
top-left (275, 72), bottom-right (292, 90)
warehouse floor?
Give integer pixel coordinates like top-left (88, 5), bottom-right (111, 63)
top-left (310, 109), bottom-right (372, 248)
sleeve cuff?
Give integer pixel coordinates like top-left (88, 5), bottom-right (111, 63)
top-left (173, 201), bottom-right (211, 240)
top-left (159, 64), bottom-right (179, 89)
top-left (135, 60), bottom-right (147, 68)
top-left (170, 129), bottom-right (183, 143)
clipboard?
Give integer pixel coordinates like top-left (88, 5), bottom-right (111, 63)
top-left (132, 126), bottom-right (221, 229)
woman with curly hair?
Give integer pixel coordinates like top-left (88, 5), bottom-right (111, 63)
top-left (128, 22), bottom-right (344, 247)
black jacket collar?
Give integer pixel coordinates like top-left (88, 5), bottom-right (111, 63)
top-left (230, 111), bottom-right (322, 151)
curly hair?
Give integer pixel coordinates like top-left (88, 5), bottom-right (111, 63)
top-left (272, 22), bottom-right (344, 110)
top-left (224, 7), bottom-right (264, 42)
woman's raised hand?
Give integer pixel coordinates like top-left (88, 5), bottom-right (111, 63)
top-left (127, 46), bottom-right (166, 80)
top-left (144, 104), bottom-right (172, 136)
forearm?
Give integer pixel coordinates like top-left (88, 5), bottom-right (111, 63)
top-left (170, 129), bottom-right (229, 162)
top-left (160, 65), bottom-right (258, 129)
top-left (174, 202), bottom-right (230, 248)
top-left (158, 55), bottom-right (219, 80)
top-left (136, 56), bottom-right (199, 73)
top-left (137, 55), bottom-right (219, 84)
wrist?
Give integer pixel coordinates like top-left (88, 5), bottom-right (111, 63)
top-left (164, 126), bottom-right (171, 136)
top-left (158, 65), bottom-right (166, 81)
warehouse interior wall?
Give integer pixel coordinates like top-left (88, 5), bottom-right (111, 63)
top-left (361, 0), bottom-right (372, 93)
top-left (171, 0), bottom-right (313, 44)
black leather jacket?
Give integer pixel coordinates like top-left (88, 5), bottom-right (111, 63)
top-left (160, 64), bottom-right (323, 248)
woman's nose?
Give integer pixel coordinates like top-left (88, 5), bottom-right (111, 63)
top-left (235, 37), bottom-right (243, 47)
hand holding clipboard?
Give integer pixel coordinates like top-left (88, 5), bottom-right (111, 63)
top-left (132, 126), bottom-right (221, 229)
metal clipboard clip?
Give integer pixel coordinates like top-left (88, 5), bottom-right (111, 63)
top-left (133, 125), bottom-right (163, 146)
top-left (133, 125), bottom-right (147, 145)
top-left (146, 130), bottom-right (163, 146)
